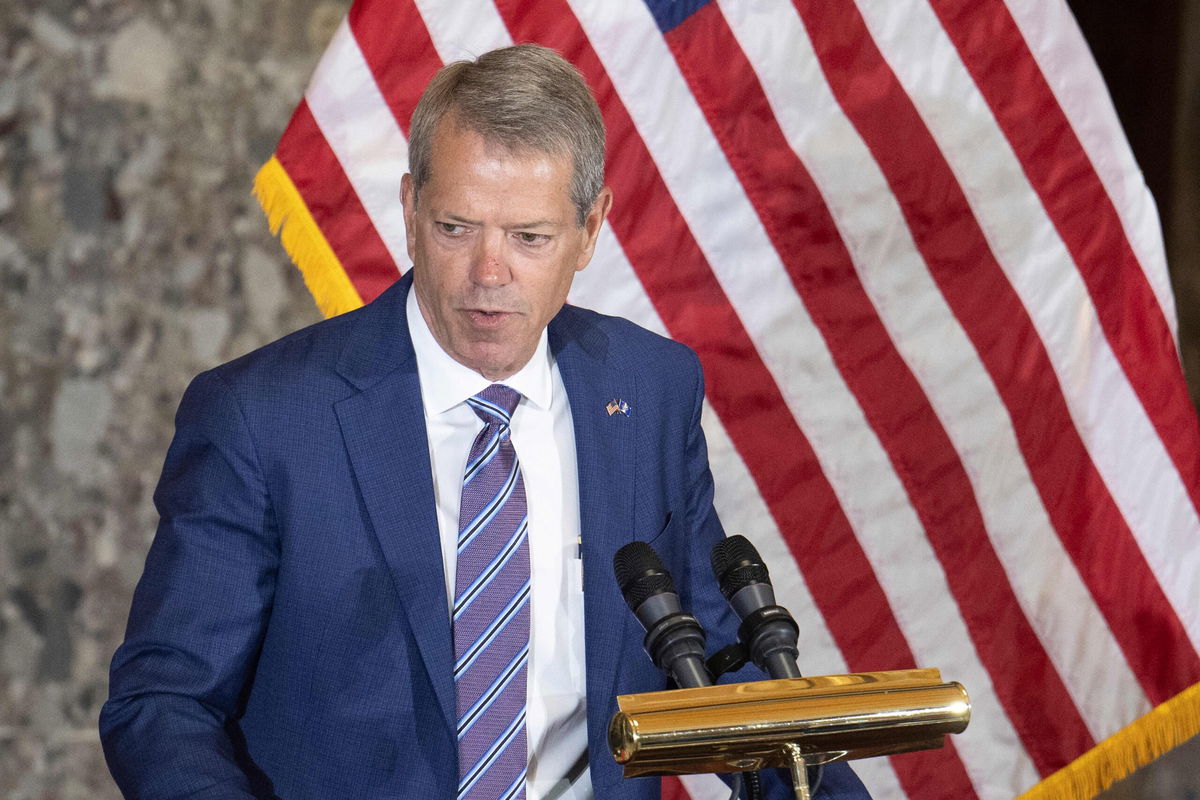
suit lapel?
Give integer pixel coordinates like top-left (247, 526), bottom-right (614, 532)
top-left (550, 309), bottom-right (637, 778)
top-left (333, 275), bottom-right (456, 729)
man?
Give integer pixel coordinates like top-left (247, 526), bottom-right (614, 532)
top-left (101, 45), bottom-right (870, 799)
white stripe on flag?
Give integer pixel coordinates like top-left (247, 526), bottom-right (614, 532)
top-left (306, 19), bottom-right (410, 267)
top-left (723, 0), bottom-right (1149, 743)
top-left (415, 0), bottom-right (513, 62)
top-left (679, 774), bottom-right (732, 800)
top-left (569, 228), bottom-right (664, 335)
top-left (854, 0), bottom-right (1200, 651)
top-left (1005, 0), bottom-right (1176, 330)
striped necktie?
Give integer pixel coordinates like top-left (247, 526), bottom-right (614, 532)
top-left (454, 384), bottom-right (530, 800)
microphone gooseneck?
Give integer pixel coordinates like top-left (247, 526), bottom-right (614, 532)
top-left (710, 535), bottom-right (802, 679)
top-left (614, 541), bottom-right (712, 688)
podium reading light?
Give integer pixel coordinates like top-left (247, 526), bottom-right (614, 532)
top-left (610, 670), bottom-right (970, 799)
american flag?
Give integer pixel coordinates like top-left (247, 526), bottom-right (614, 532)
top-left (253, 1), bottom-right (1200, 798)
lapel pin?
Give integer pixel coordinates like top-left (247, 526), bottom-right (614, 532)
top-left (606, 399), bottom-right (631, 417)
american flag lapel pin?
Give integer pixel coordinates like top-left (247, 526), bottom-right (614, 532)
top-left (606, 398), bottom-right (631, 417)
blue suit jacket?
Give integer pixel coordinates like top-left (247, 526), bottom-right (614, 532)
top-left (100, 274), bottom-right (869, 799)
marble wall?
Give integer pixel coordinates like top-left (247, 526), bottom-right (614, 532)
top-left (0, 1), bottom-right (1196, 797)
top-left (0, 1), bottom-right (333, 794)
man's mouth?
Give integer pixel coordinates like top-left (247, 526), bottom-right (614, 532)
top-left (466, 309), bottom-right (512, 325)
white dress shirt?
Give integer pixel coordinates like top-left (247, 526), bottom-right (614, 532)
top-left (406, 290), bottom-right (591, 799)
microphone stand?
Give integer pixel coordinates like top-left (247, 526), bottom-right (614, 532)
top-left (782, 743), bottom-right (811, 800)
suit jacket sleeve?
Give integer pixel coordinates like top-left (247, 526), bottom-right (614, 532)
top-left (674, 351), bottom-right (872, 800)
top-left (99, 370), bottom-right (275, 799)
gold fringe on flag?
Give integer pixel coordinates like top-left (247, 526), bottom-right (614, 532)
top-left (252, 156), bottom-right (364, 319)
top-left (1019, 682), bottom-right (1200, 799)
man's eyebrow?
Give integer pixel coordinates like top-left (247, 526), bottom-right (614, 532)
top-left (507, 219), bottom-right (561, 229)
top-left (437, 213), bottom-right (564, 229)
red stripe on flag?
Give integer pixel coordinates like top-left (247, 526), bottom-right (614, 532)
top-left (661, 776), bottom-right (690, 800)
top-left (795, 0), bottom-right (1200, 707)
top-left (275, 100), bottom-right (397, 303)
top-left (348, 0), bottom-right (441, 137)
top-left (669, 2), bottom-right (1093, 777)
top-left (489, 1), bottom-right (974, 796)
top-left (930, 0), bottom-right (1200, 515)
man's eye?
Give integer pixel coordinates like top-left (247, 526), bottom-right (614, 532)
top-left (437, 222), bottom-right (467, 235)
top-left (516, 232), bottom-right (549, 245)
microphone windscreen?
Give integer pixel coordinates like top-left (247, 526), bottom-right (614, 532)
top-left (614, 541), bottom-right (676, 609)
top-left (710, 535), bottom-right (772, 599)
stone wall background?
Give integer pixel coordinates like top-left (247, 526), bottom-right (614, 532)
top-left (0, 1), bottom-right (333, 794)
top-left (0, 1), bottom-right (1195, 798)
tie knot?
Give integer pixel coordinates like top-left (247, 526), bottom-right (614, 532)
top-left (467, 384), bottom-right (521, 426)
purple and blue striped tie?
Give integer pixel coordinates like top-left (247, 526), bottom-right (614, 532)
top-left (454, 384), bottom-right (530, 800)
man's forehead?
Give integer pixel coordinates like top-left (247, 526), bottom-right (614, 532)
top-left (433, 114), bottom-right (573, 169)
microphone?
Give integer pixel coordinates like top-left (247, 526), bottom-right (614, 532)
top-left (613, 542), bottom-right (712, 688)
top-left (710, 535), bottom-right (802, 680)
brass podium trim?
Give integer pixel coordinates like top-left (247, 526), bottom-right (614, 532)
top-left (609, 669), bottom-right (971, 778)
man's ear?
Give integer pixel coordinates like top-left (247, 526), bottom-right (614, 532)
top-left (576, 186), bottom-right (614, 272)
top-left (401, 173), bottom-right (417, 261)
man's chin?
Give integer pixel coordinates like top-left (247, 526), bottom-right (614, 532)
top-left (454, 344), bottom-right (525, 382)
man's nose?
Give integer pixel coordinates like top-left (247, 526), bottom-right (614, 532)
top-left (470, 231), bottom-right (512, 286)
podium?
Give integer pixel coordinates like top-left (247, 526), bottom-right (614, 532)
top-left (609, 668), bottom-right (971, 799)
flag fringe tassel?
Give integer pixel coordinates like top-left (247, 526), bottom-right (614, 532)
top-left (1019, 682), bottom-right (1200, 799)
top-left (252, 156), bottom-right (363, 319)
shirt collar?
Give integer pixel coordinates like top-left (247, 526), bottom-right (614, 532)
top-left (406, 286), bottom-right (554, 415)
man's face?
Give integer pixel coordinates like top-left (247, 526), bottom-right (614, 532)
top-left (402, 119), bottom-right (612, 380)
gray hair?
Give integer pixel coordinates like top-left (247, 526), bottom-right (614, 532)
top-left (407, 44), bottom-right (606, 226)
